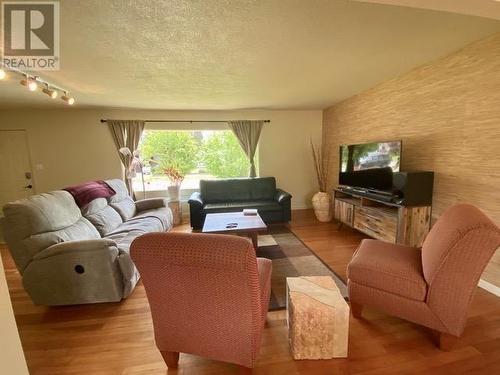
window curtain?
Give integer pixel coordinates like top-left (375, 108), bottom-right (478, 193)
top-left (228, 120), bottom-right (265, 177)
top-left (107, 120), bottom-right (145, 196)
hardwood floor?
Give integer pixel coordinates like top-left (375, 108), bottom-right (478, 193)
top-left (2, 209), bottom-right (500, 374)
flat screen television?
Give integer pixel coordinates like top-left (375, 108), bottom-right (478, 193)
top-left (339, 140), bottom-right (402, 191)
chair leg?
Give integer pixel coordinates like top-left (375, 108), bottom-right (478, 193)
top-left (160, 351), bottom-right (179, 368)
top-left (238, 366), bottom-right (253, 374)
top-left (350, 302), bottom-right (363, 318)
top-left (431, 330), bottom-right (458, 351)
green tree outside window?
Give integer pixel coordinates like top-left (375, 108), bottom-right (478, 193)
top-left (141, 130), bottom-right (199, 175)
top-left (139, 130), bottom-right (251, 180)
top-left (202, 131), bottom-right (249, 178)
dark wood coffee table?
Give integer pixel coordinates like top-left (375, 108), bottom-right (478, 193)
top-left (202, 212), bottom-right (267, 249)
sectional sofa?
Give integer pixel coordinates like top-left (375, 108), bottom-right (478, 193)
top-left (2, 179), bottom-right (173, 306)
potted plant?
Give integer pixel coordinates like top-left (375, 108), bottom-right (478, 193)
top-left (311, 140), bottom-right (333, 222)
top-left (164, 166), bottom-right (184, 201)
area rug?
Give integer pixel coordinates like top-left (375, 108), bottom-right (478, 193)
top-left (255, 227), bottom-right (348, 311)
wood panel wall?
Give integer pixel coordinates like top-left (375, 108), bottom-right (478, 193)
top-left (323, 32), bottom-right (500, 289)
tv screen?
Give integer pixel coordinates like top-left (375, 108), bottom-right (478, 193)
top-left (339, 140), bottom-right (402, 190)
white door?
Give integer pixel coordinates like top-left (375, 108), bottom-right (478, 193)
top-left (0, 130), bottom-right (34, 214)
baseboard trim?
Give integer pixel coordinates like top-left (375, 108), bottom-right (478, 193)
top-left (292, 204), bottom-right (311, 210)
top-left (478, 279), bottom-right (500, 297)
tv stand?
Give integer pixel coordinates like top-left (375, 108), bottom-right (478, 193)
top-left (333, 188), bottom-right (431, 247)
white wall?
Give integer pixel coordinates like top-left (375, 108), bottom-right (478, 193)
top-left (0, 108), bottom-right (322, 208)
top-left (0, 256), bottom-right (29, 375)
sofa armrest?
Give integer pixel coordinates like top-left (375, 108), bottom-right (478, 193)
top-left (33, 239), bottom-right (118, 261)
top-left (188, 191), bottom-right (204, 207)
top-left (135, 197), bottom-right (168, 213)
top-left (275, 189), bottom-right (292, 222)
top-left (275, 188), bottom-right (292, 204)
top-left (188, 192), bottom-right (205, 230)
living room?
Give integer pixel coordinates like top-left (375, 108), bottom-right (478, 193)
top-left (1, 1), bottom-right (500, 374)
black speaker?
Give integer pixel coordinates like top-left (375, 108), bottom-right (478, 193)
top-left (392, 171), bottom-right (434, 206)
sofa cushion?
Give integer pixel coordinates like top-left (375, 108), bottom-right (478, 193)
top-left (106, 217), bottom-right (164, 245)
top-left (106, 179), bottom-right (129, 200)
top-left (250, 177), bottom-right (276, 200)
top-left (2, 190), bottom-right (96, 271)
top-left (105, 231), bottom-right (141, 253)
top-left (105, 217), bottom-right (163, 240)
top-left (105, 179), bottom-right (136, 220)
top-left (347, 239), bottom-right (427, 301)
top-left (200, 177), bottom-right (278, 203)
top-left (131, 207), bottom-right (173, 232)
top-left (110, 198), bottom-right (136, 221)
top-left (203, 201), bottom-right (282, 214)
top-left (3, 191), bottom-right (81, 238)
top-left (82, 198), bottom-right (123, 236)
top-left (200, 179), bottom-right (252, 203)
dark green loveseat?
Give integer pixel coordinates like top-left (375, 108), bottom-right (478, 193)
top-left (188, 177), bottom-right (292, 229)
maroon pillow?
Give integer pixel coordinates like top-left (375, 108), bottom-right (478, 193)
top-left (64, 180), bottom-right (116, 208)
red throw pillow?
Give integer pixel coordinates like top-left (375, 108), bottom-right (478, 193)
top-left (64, 180), bottom-right (116, 208)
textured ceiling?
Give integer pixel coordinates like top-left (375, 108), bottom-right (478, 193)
top-left (354, 0), bottom-right (500, 21)
top-left (1, 0), bottom-right (499, 110)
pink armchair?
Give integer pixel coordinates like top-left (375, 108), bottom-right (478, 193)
top-left (347, 204), bottom-right (500, 350)
top-left (130, 232), bottom-right (272, 373)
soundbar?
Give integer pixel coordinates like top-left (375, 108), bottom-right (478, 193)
top-left (337, 186), bottom-right (397, 203)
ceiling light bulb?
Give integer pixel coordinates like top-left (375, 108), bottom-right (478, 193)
top-left (0, 69), bottom-right (6, 80)
top-left (28, 80), bottom-right (38, 91)
top-left (62, 94), bottom-right (75, 105)
top-left (21, 77), bottom-right (38, 91)
top-left (43, 87), bottom-right (58, 99)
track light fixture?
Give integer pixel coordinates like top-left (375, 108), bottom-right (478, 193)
top-left (43, 84), bottom-right (58, 99)
top-left (0, 66), bottom-right (76, 105)
top-left (21, 75), bottom-right (38, 91)
top-left (61, 91), bottom-right (75, 105)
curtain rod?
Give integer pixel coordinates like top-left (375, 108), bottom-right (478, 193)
top-left (100, 119), bottom-right (271, 124)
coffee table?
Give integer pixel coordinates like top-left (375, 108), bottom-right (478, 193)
top-left (202, 212), bottom-right (267, 249)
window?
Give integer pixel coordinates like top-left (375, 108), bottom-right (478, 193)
top-left (132, 129), bottom-right (251, 192)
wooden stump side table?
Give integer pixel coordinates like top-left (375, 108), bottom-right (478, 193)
top-left (286, 276), bottom-right (349, 360)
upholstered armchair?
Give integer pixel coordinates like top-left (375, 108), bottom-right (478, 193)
top-left (130, 232), bottom-right (272, 373)
top-left (347, 204), bottom-right (500, 350)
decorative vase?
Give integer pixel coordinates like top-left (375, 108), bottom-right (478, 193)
top-left (168, 185), bottom-right (180, 201)
top-left (312, 192), bottom-right (333, 222)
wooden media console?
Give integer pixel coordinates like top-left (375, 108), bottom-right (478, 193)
top-left (333, 189), bottom-right (431, 247)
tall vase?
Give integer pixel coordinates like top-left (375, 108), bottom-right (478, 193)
top-left (312, 192), bottom-right (333, 222)
top-left (168, 185), bottom-right (180, 201)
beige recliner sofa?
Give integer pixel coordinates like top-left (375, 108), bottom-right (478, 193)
top-left (2, 179), bottom-right (173, 306)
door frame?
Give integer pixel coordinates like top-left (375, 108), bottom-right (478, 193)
top-left (0, 129), bottom-right (37, 195)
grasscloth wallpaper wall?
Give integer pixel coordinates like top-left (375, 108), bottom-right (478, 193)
top-left (323, 32), bottom-right (500, 289)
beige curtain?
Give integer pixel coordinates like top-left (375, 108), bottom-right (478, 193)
top-left (228, 120), bottom-right (265, 177)
top-left (107, 120), bottom-right (145, 195)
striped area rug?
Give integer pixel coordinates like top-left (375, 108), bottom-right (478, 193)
top-left (256, 227), bottom-right (348, 311)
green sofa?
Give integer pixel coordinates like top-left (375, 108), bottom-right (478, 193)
top-left (188, 177), bottom-right (292, 229)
